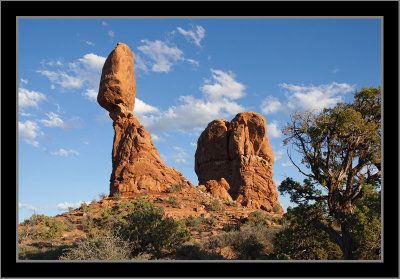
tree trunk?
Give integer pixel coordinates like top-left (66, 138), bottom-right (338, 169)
top-left (341, 228), bottom-right (354, 260)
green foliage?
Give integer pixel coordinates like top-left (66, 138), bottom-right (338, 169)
top-left (86, 197), bottom-right (191, 257)
top-left (348, 185), bottom-right (381, 259)
top-left (246, 211), bottom-right (267, 226)
top-left (281, 87), bottom-right (381, 259)
top-left (272, 205), bottom-right (281, 213)
top-left (19, 214), bottom-right (67, 241)
top-left (19, 243), bottom-right (72, 260)
top-left (270, 205), bottom-right (343, 260)
top-left (112, 191), bottom-right (121, 201)
top-left (206, 224), bottom-right (277, 260)
top-left (167, 183), bottom-right (186, 193)
top-left (208, 199), bottom-right (221, 212)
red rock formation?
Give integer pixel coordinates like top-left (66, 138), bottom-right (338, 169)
top-left (204, 178), bottom-right (232, 202)
top-left (195, 112), bottom-right (282, 212)
top-left (98, 43), bottom-right (191, 196)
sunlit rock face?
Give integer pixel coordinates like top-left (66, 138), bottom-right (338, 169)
top-left (98, 43), bottom-right (191, 197)
top-left (195, 112), bottom-right (282, 212)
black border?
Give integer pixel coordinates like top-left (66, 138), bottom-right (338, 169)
top-left (2, 1), bottom-right (398, 277)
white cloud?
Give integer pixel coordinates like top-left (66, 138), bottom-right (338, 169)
top-left (78, 53), bottom-right (106, 71)
top-left (151, 134), bottom-right (164, 143)
top-left (39, 112), bottom-right (65, 128)
top-left (83, 40), bottom-right (95, 46)
top-left (101, 21), bottom-right (108, 26)
top-left (18, 88), bottom-right (47, 108)
top-left (190, 142), bottom-right (197, 147)
top-left (20, 112), bottom-right (34, 117)
top-left (200, 69), bottom-right (246, 101)
top-left (136, 69), bottom-right (246, 134)
top-left (137, 40), bottom-right (184, 73)
top-left (108, 30), bottom-right (115, 38)
top-left (267, 120), bottom-right (282, 138)
top-left (163, 146), bottom-right (191, 167)
top-left (37, 53), bottom-right (106, 90)
top-left (39, 112), bottom-right (80, 130)
top-left (19, 203), bottom-right (37, 212)
top-left (331, 68), bottom-right (340, 74)
top-left (19, 120), bottom-right (41, 147)
top-left (133, 53), bottom-right (150, 73)
top-left (56, 201), bottom-right (89, 210)
top-left (177, 25), bottom-right (206, 47)
top-left (280, 82), bottom-right (356, 111)
top-left (186, 58), bottom-right (200, 66)
top-left (82, 89), bottom-right (97, 102)
top-left (20, 78), bottom-right (28, 84)
top-left (135, 98), bottom-right (159, 114)
top-left (261, 96), bottom-right (283, 115)
top-left (49, 148), bottom-right (80, 157)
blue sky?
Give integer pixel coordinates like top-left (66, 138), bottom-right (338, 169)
top-left (18, 18), bottom-right (381, 223)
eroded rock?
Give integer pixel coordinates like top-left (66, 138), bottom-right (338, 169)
top-left (98, 43), bottom-right (191, 196)
top-left (195, 112), bottom-right (282, 212)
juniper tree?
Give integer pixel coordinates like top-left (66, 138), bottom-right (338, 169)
top-left (280, 87), bottom-right (381, 260)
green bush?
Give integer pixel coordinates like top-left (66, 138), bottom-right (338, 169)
top-left (272, 205), bottom-right (281, 213)
top-left (112, 191), bottom-right (121, 201)
top-left (208, 199), bottom-right (221, 212)
top-left (246, 211), bottom-right (267, 226)
top-left (88, 197), bottom-right (191, 257)
top-left (19, 214), bottom-right (67, 241)
top-left (167, 183), bottom-right (186, 193)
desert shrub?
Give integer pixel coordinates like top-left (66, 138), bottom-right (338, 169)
top-left (227, 200), bottom-right (238, 207)
top-left (80, 203), bottom-right (90, 213)
top-left (112, 191), bottom-right (121, 201)
top-left (208, 199), bottom-right (221, 212)
top-left (19, 214), bottom-right (67, 241)
top-left (168, 196), bottom-right (179, 207)
top-left (19, 243), bottom-right (72, 260)
top-left (204, 223), bottom-right (278, 260)
top-left (175, 241), bottom-right (224, 260)
top-left (167, 183), bottom-right (186, 193)
top-left (271, 217), bottom-right (282, 224)
top-left (272, 205), bottom-right (281, 213)
top-left (233, 236), bottom-right (265, 260)
top-left (63, 217), bottom-right (75, 232)
top-left (99, 192), bottom-right (107, 199)
top-left (185, 216), bottom-right (205, 231)
top-left (88, 197), bottom-right (191, 257)
top-left (222, 223), bottom-right (240, 232)
top-left (246, 211), bottom-right (267, 226)
top-left (60, 231), bottom-right (133, 260)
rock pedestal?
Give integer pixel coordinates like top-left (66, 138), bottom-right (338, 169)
top-left (98, 43), bottom-right (191, 196)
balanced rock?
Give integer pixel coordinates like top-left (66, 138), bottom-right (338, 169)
top-left (98, 43), bottom-right (191, 196)
top-left (195, 112), bottom-right (282, 212)
top-left (98, 42), bottom-right (136, 120)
